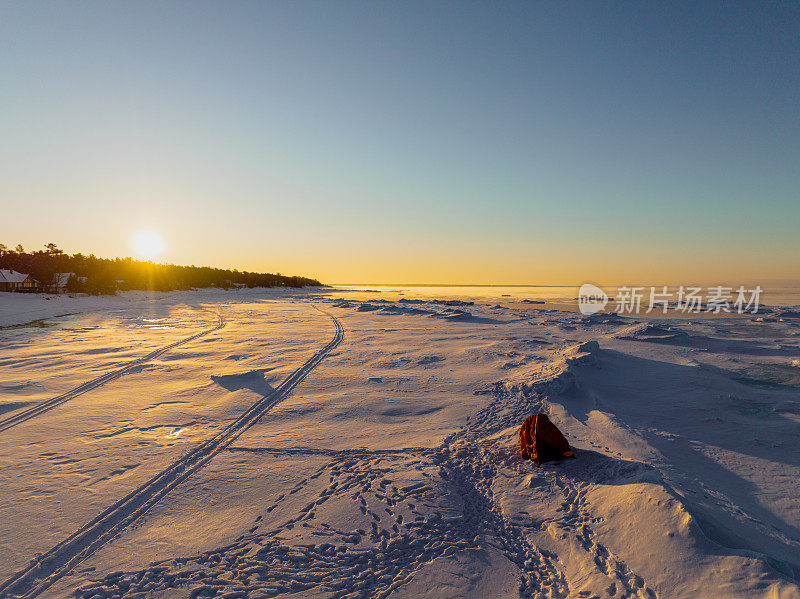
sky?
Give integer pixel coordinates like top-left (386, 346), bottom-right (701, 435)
top-left (2, 1), bottom-right (798, 285)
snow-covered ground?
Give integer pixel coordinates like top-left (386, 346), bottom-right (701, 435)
top-left (1, 290), bottom-right (799, 598)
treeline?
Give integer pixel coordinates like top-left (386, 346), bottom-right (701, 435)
top-left (0, 243), bottom-right (323, 294)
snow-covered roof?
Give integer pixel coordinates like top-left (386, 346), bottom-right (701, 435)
top-left (0, 269), bottom-right (31, 283)
top-left (52, 272), bottom-right (75, 287)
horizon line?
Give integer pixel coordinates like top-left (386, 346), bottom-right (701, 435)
top-left (332, 280), bottom-right (800, 287)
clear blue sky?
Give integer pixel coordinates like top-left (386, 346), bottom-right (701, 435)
top-left (2, 1), bottom-right (798, 284)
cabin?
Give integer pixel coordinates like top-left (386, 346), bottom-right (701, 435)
top-left (51, 272), bottom-right (76, 293)
top-left (0, 269), bottom-right (38, 292)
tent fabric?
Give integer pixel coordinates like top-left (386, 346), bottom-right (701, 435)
top-left (519, 413), bottom-right (575, 465)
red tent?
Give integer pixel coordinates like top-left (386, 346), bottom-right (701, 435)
top-left (519, 413), bottom-right (575, 465)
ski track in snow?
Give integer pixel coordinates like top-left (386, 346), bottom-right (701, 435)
top-left (0, 308), bottom-right (342, 599)
top-left (0, 311), bottom-right (226, 434)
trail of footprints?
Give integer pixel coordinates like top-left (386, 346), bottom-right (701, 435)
top-left (556, 480), bottom-right (656, 599)
top-left (446, 433), bottom-right (657, 599)
top-left (74, 451), bottom-right (486, 599)
top-left (72, 400), bottom-right (657, 599)
top-left (435, 443), bottom-right (570, 599)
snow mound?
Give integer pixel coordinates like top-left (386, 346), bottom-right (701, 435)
top-left (435, 310), bottom-right (474, 322)
top-left (616, 323), bottom-right (690, 342)
top-left (500, 340), bottom-right (601, 398)
top-left (357, 303), bottom-right (381, 312)
top-left (581, 312), bottom-right (626, 325)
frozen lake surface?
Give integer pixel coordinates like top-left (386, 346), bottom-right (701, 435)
top-left (0, 288), bottom-right (799, 598)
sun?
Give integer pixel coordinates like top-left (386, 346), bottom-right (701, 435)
top-left (132, 229), bottom-right (166, 261)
